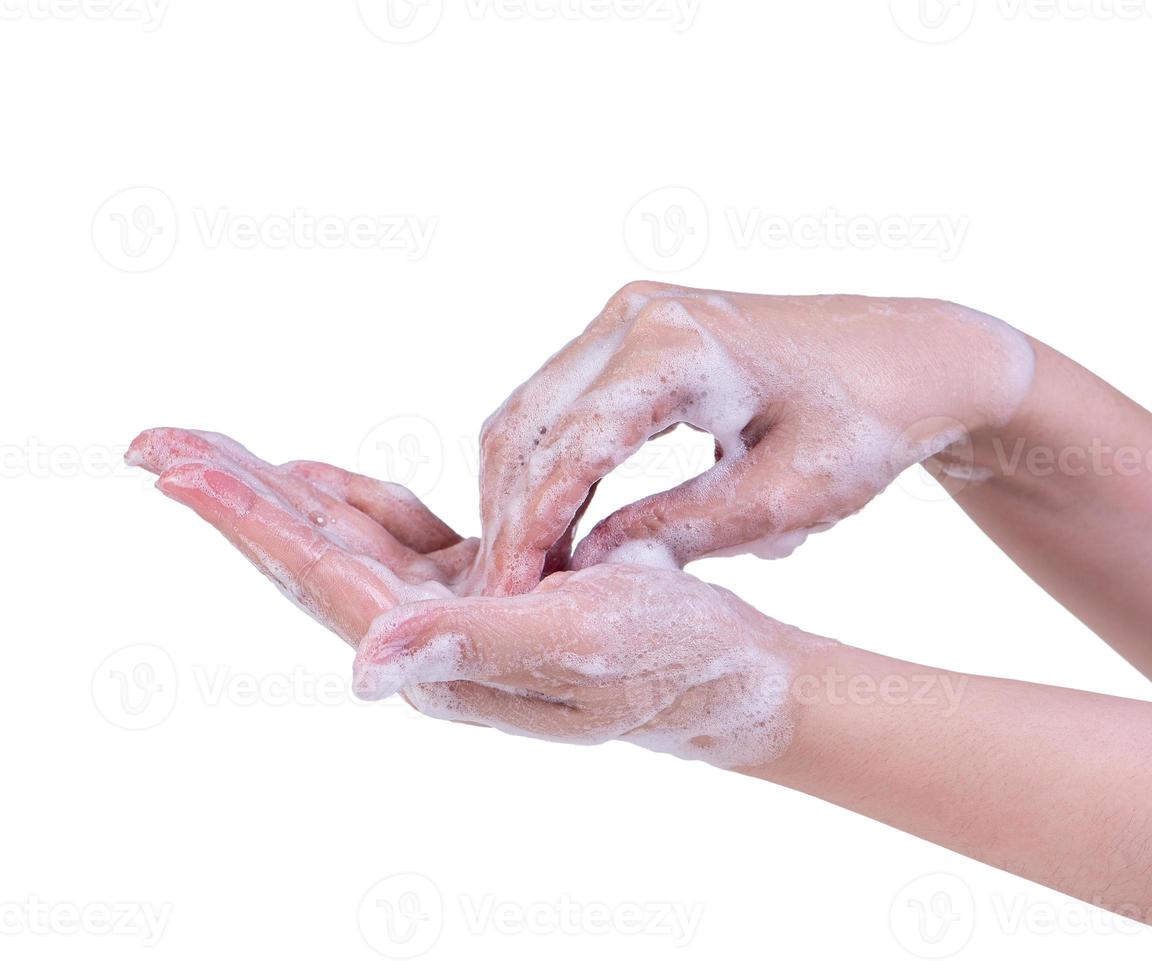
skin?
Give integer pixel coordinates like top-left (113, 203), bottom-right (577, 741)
top-left (947, 338), bottom-right (1152, 677)
top-left (471, 281), bottom-right (1036, 597)
top-left (125, 286), bottom-right (1152, 924)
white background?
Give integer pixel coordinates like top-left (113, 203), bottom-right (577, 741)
top-left (3, 0), bottom-right (1151, 975)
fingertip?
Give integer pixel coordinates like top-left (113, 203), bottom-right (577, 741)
top-left (570, 519), bottom-right (625, 569)
top-left (355, 604), bottom-right (472, 697)
top-left (126, 426), bottom-right (223, 474)
top-left (125, 427), bottom-right (168, 473)
top-left (350, 658), bottom-right (405, 702)
top-left (155, 459), bottom-right (205, 496)
top-left (572, 503), bottom-right (687, 572)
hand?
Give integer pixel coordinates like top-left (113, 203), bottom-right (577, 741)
top-left (473, 281), bottom-right (1036, 594)
top-left (355, 562), bottom-right (810, 770)
top-left (125, 427), bottom-right (809, 770)
top-left (125, 427), bottom-right (476, 646)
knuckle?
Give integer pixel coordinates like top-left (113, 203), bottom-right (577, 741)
top-left (603, 280), bottom-right (665, 322)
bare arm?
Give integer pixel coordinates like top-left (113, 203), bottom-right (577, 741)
top-left (127, 428), bottom-right (1152, 925)
top-left (753, 643), bottom-right (1152, 921)
top-left (944, 339), bottom-right (1152, 676)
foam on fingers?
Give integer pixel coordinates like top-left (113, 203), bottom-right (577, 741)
top-left (128, 428), bottom-right (447, 584)
top-left (282, 459), bottom-right (462, 553)
top-left (354, 563), bottom-right (800, 772)
top-left (475, 295), bottom-right (760, 593)
top-left (156, 462), bottom-right (411, 645)
top-left (474, 289), bottom-right (1041, 587)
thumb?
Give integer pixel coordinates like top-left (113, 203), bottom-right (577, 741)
top-left (352, 587), bottom-right (579, 701)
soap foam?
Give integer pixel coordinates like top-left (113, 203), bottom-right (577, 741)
top-left (355, 564), bottom-right (800, 772)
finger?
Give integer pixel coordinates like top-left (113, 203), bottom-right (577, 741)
top-left (353, 583), bottom-right (587, 701)
top-left (481, 300), bottom-right (753, 594)
top-left (540, 481), bottom-right (599, 578)
top-left (474, 287), bottom-right (671, 594)
top-left (425, 536), bottom-right (481, 584)
top-left (156, 462), bottom-right (421, 645)
top-left (571, 421), bottom-right (876, 569)
top-left (281, 460), bottom-right (462, 553)
top-left (129, 428), bottom-right (437, 579)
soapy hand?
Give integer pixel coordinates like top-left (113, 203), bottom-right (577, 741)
top-left (125, 427), bottom-right (476, 646)
top-left (126, 427), bottom-right (807, 768)
top-left (473, 282), bottom-right (1037, 595)
top-left (355, 562), bottom-right (809, 769)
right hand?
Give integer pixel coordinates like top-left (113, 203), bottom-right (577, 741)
top-left (471, 281), bottom-right (1037, 595)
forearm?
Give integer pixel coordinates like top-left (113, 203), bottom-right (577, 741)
top-left (746, 643), bottom-right (1152, 921)
top-left (946, 338), bottom-right (1152, 674)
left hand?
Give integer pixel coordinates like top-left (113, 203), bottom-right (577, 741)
top-left (126, 427), bottom-right (477, 646)
top-left (126, 427), bottom-right (810, 770)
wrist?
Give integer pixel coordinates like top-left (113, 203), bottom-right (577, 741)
top-left (946, 338), bottom-right (1152, 507)
top-left (742, 640), bottom-right (971, 794)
